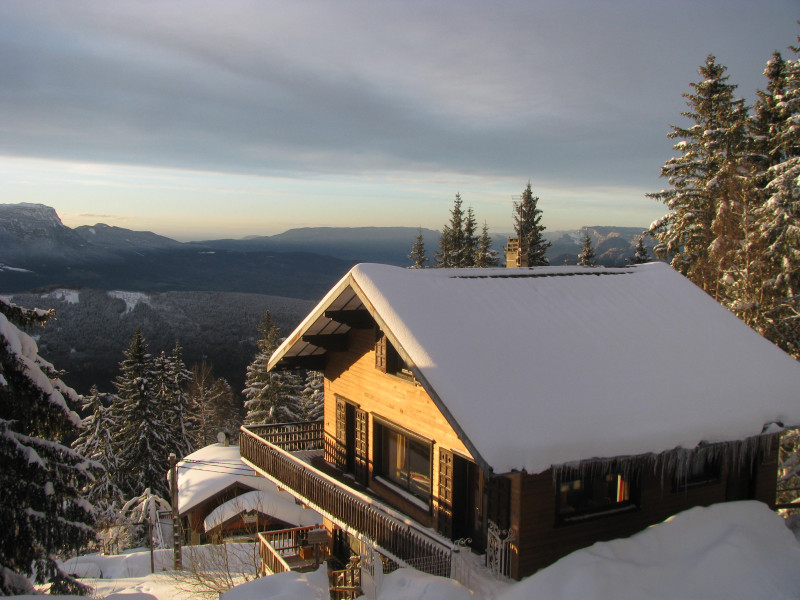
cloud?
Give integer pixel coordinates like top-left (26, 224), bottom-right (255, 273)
top-left (0, 0), bottom-right (797, 206)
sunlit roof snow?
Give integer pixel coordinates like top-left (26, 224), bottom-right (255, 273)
top-left (275, 262), bottom-right (800, 475)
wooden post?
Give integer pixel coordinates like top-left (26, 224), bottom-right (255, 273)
top-left (169, 453), bottom-right (182, 570)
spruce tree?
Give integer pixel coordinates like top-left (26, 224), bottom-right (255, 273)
top-left (475, 222), bottom-right (500, 267)
top-left (752, 40), bottom-right (800, 357)
top-left (628, 235), bottom-right (650, 265)
top-left (111, 328), bottom-right (172, 499)
top-left (577, 231), bottom-right (597, 266)
top-left (243, 312), bottom-right (303, 424)
top-left (156, 342), bottom-right (196, 458)
top-left (0, 298), bottom-right (93, 595)
top-left (73, 386), bottom-right (123, 528)
top-left (513, 182), bottom-right (551, 266)
top-left (648, 55), bottom-right (749, 300)
top-left (408, 227), bottom-right (428, 268)
top-left (461, 206), bottom-right (478, 267)
top-left (435, 193), bottom-right (466, 268)
top-left (299, 370), bottom-right (324, 422)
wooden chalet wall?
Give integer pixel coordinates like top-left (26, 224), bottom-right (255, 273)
top-left (507, 436), bottom-right (779, 579)
top-left (323, 325), bottom-right (475, 530)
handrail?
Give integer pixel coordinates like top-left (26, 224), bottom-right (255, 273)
top-left (240, 424), bottom-right (454, 577)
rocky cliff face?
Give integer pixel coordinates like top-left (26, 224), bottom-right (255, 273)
top-left (0, 203), bottom-right (91, 263)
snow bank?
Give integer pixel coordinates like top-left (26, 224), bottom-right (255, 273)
top-left (221, 564), bottom-right (329, 600)
top-left (499, 501), bottom-right (800, 600)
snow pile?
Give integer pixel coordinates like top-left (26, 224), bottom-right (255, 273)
top-left (222, 564), bottom-right (329, 600)
top-left (499, 501), bottom-right (800, 600)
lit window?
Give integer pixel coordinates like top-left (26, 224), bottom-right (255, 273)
top-left (375, 422), bottom-right (431, 502)
top-left (557, 471), bottom-right (638, 523)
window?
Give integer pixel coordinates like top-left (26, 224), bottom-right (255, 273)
top-left (374, 420), bottom-right (432, 503)
top-left (556, 470), bottom-right (638, 524)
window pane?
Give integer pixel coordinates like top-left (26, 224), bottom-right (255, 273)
top-left (407, 439), bottom-right (431, 498)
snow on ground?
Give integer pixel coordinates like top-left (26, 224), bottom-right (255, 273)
top-left (45, 289), bottom-right (81, 304)
top-left (107, 290), bottom-right (151, 313)
top-left (19, 501), bottom-right (800, 599)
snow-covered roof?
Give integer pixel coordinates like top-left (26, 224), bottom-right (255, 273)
top-left (203, 489), bottom-right (323, 532)
top-left (270, 263), bottom-right (800, 475)
top-left (177, 443), bottom-right (312, 516)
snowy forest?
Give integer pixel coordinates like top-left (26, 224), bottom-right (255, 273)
top-left (1, 31), bottom-right (800, 597)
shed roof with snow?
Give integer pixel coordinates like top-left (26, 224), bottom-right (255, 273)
top-left (269, 262), bottom-right (800, 475)
top-left (177, 443), bottom-right (314, 520)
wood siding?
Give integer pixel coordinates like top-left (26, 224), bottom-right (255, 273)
top-left (324, 326), bottom-right (474, 531)
top-left (508, 435), bottom-right (780, 579)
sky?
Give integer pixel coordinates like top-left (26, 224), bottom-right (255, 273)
top-left (1, 1), bottom-right (798, 241)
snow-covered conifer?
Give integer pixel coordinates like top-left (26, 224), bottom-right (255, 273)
top-left (513, 182), bottom-right (551, 266)
top-left (435, 193), bottom-right (466, 268)
top-left (72, 385), bottom-right (123, 528)
top-left (628, 235), bottom-right (650, 265)
top-left (461, 206), bottom-right (478, 267)
top-left (408, 228), bottom-right (428, 268)
top-left (299, 370), bottom-right (324, 422)
top-left (577, 231), bottom-right (597, 267)
top-left (648, 55), bottom-right (749, 299)
top-left (243, 312), bottom-right (303, 424)
top-left (475, 222), bottom-right (500, 267)
top-left (111, 328), bottom-right (172, 499)
top-left (156, 342), bottom-right (197, 458)
top-left (0, 298), bottom-right (94, 595)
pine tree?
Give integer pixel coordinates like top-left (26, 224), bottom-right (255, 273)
top-left (111, 328), bottom-right (172, 499)
top-left (751, 39), bottom-right (800, 357)
top-left (408, 227), bottom-right (428, 268)
top-left (461, 206), bottom-right (478, 267)
top-left (299, 370), bottom-right (324, 422)
top-left (156, 342), bottom-right (196, 458)
top-left (475, 222), bottom-right (500, 267)
top-left (435, 193), bottom-right (466, 268)
top-left (243, 312), bottom-right (303, 424)
top-left (0, 298), bottom-right (93, 595)
top-left (72, 386), bottom-right (123, 528)
top-left (648, 55), bottom-right (749, 300)
top-left (577, 231), bottom-right (597, 266)
top-left (513, 182), bottom-right (551, 266)
top-left (627, 235), bottom-right (650, 265)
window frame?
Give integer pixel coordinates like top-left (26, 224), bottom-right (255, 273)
top-left (372, 416), bottom-right (433, 508)
top-left (555, 468), bottom-right (640, 525)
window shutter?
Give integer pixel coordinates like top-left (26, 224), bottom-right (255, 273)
top-left (437, 448), bottom-right (454, 538)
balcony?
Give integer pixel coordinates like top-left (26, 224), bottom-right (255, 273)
top-left (240, 422), bottom-right (456, 577)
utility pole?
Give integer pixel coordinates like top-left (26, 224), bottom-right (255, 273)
top-left (169, 453), bottom-right (182, 570)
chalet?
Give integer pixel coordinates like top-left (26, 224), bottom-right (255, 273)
top-left (239, 262), bottom-right (800, 581)
top-left (177, 442), bottom-right (321, 545)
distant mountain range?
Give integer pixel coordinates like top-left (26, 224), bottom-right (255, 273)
top-left (0, 202), bottom-right (655, 396)
top-left (0, 203), bottom-right (654, 297)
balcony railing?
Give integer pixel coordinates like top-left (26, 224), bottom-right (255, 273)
top-left (258, 525), bottom-right (328, 575)
top-left (240, 423), bottom-right (455, 577)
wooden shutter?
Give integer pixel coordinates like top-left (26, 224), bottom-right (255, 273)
top-left (334, 397), bottom-right (347, 471)
top-left (375, 330), bottom-right (388, 372)
top-left (437, 448), bottom-right (454, 538)
top-left (354, 408), bottom-right (369, 485)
